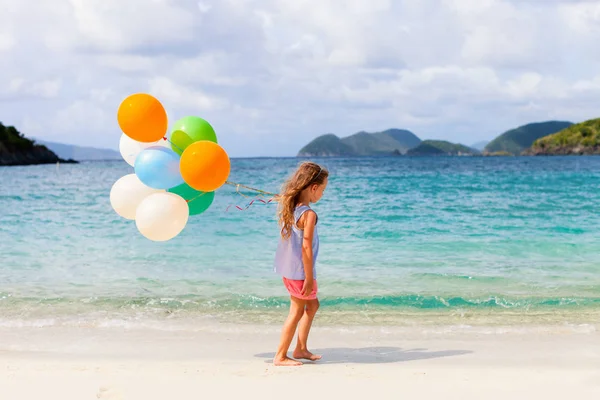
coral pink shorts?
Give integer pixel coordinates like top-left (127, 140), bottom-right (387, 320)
top-left (283, 277), bottom-right (318, 300)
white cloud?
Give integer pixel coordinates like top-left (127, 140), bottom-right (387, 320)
top-left (97, 55), bottom-right (157, 73)
top-left (573, 76), bottom-right (600, 91)
top-left (559, 1), bottom-right (600, 34)
top-left (198, 1), bottom-right (212, 13)
top-left (505, 73), bottom-right (544, 98)
top-left (1, 0), bottom-right (600, 156)
top-left (0, 33), bottom-right (15, 51)
top-left (0, 78), bottom-right (61, 100)
top-left (68, 0), bottom-right (199, 52)
top-left (53, 100), bottom-right (111, 136)
top-left (34, 79), bottom-right (62, 98)
top-left (166, 53), bottom-right (250, 87)
top-left (149, 77), bottom-right (229, 112)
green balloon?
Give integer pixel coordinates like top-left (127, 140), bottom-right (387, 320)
top-left (169, 183), bottom-right (215, 216)
top-left (169, 116), bottom-right (217, 155)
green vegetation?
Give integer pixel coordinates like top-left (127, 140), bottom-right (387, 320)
top-left (297, 119), bottom-right (600, 158)
top-left (0, 122), bottom-right (77, 166)
top-left (406, 142), bottom-right (444, 156)
top-left (341, 131), bottom-right (412, 156)
top-left (484, 121), bottom-right (573, 155)
top-left (526, 118), bottom-right (600, 155)
top-left (0, 122), bottom-right (37, 151)
top-left (379, 129), bottom-right (422, 149)
top-left (407, 140), bottom-right (479, 156)
top-left (298, 128), bottom-right (421, 156)
top-left (297, 133), bottom-right (355, 156)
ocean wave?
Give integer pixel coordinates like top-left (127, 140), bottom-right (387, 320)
top-left (2, 293), bottom-right (600, 311)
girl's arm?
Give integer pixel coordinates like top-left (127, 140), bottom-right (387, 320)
top-left (300, 211), bottom-right (317, 295)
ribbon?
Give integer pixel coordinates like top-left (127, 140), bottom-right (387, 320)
top-left (225, 197), bottom-right (275, 212)
top-left (223, 181), bottom-right (277, 212)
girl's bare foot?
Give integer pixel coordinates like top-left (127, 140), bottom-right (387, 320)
top-left (273, 356), bottom-right (303, 366)
top-left (292, 349), bottom-right (322, 361)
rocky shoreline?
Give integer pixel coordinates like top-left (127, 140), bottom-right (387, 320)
top-left (0, 142), bottom-right (78, 166)
top-left (523, 145), bottom-right (600, 156)
top-left (1, 122), bottom-right (78, 167)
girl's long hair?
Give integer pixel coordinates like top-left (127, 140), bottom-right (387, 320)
top-left (278, 162), bottom-right (328, 239)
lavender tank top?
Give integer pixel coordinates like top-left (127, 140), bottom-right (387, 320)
top-left (273, 205), bottom-right (319, 280)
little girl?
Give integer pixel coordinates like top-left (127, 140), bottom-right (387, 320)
top-left (273, 161), bottom-right (329, 366)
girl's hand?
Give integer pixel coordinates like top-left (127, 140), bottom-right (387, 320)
top-left (302, 278), bottom-right (314, 296)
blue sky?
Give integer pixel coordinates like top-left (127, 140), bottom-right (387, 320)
top-left (1, 0), bottom-right (599, 157)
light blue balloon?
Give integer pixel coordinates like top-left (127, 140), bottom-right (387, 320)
top-left (134, 146), bottom-right (183, 189)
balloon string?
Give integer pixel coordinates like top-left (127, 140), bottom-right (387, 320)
top-left (223, 181), bottom-right (279, 212)
top-left (224, 181), bottom-right (278, 197)
top-left (184, 188), bottom-right (275, 212)
top-left (163, 136), bottom-right (185, 154)
top-left (186, 192), bottom-right (207, 204)
top-left (182, 182), bottom-right (277, 208)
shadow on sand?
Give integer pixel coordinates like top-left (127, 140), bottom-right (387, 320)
top-left (255, 346), bottom-right (472, 364)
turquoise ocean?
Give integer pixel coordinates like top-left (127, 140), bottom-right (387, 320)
top-left (1, 157), bottom-right (600, 330)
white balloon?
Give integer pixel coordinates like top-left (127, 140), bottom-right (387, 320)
top-left (110, 174), bottom-right (164, 220)
top-left (119, 134), bottom-right (170, 167)
top-left (135, 192), bottom-right (189, 242)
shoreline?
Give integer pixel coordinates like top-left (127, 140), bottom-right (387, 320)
top-left (1, 305), bottom-right (600, 331)
top-left (1, 323), bottom-right (599, 399)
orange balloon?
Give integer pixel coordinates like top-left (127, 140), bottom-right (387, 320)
top-left (117, 93), bottom-right (168, 143)
top-left (180, 141), bottom-right (231, 192)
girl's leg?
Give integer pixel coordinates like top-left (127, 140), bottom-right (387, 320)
top-left (274, 296), bottom-right (306, 366)
top-left (293, 298), bottom-right (321, 361)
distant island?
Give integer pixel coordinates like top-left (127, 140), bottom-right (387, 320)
top-left (296, 119), bottom-right (600, 157)
top-left (297, 129), bottom-right (421, 156)
top-left (4, 117), bottom-right (599, 165)
top-left (0, 122), bottom-right (77, 166)
top-left (407, 140), bottom-right (479, 156)
top-left (34, 139), bottom-right (121, 161)
top-left (483, 121), bottom-right (574, 156)
top-left (297, 128), bottom-right (484, 157)
top-left (524, 118), bottom-right (600, 155)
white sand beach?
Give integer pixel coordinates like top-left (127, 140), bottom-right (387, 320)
top-left (1, 323), bottom-right (599, 400)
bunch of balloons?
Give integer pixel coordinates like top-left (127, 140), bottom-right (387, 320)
top-left (110, 93), bottom-right (230, 241)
